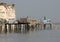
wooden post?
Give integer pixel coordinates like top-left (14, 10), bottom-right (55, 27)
top-left (18, 24), bottom-right (21, 32)
top-left (0, 25), bottom-right (2, 33)
top-left (14, 24), bottom-right (17, 32)
top-left (8, 24), bottom-right (12, 33)
top-left (44, 24), bottom-right (46, 30)
top-left (50, 24), bottom-right (52, 30)
top-left (1, 25), bottom-right (3, 32)
top-left (4, 24), bottom-right (7, 33)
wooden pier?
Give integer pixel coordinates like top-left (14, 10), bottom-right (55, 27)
top-left (43, 23), bottom-right (52, 30)
top-left (0, 21), bottom-right (30, 33)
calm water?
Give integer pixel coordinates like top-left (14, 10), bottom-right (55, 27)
top-left (0, 25), bottom-right (60, 42)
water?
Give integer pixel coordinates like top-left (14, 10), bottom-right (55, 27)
top-left (0, 25), bottom-right (60, 42)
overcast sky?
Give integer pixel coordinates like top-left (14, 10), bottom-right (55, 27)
top-left (1, 0), bottom-right (60, 22)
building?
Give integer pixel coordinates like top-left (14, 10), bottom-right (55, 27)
top-left (20, 17), bottom-right (28, 23)
top-left (28, 18), bottom-right (37, 27)
top-left (19, 17), bottom-right (37, 26)
top-left (0, 3), bottom-right (16, 23)
top-left (43, 17), bottom-right (51, 24)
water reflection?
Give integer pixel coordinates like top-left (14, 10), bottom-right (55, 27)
top-left (0, 25), bottom-right (60, 42)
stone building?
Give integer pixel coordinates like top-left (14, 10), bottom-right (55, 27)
top-left (0, 3), bottom-right (16, 23)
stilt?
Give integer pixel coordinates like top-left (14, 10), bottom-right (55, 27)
top-left (44, 24), bottom-right (46, 30)
top-left (11, 24), bottom-right (15, 32)
top-left (2, 24), bottom-right (5, 33)
top-left (14, 24), bottom-right (17, 32)
top-left (8, 24), bottom-right (12, 33)
top-left (4, 24), bottom-right (7, 33)
top-left (50, 24), bottom-right (52, 29)
top-left (0, 25), bottom-right (2, 33)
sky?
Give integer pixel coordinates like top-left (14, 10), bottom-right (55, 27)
top-left (1, 0), bottom-right (60, 22)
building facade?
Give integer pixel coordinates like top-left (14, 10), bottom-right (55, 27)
top-left (0, 3), bottom-right (16, 22)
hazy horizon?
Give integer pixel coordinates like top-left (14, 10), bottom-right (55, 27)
top-left (1, 0), bottom-right (60, 22)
